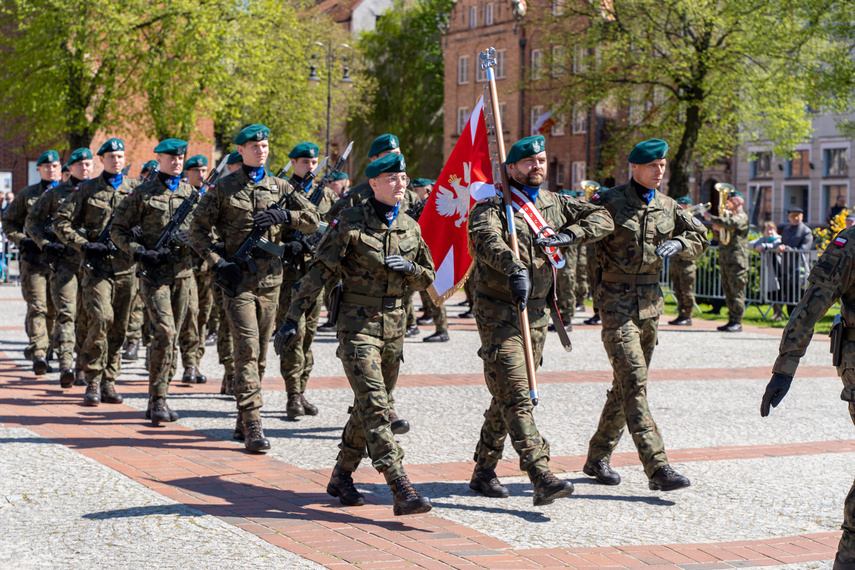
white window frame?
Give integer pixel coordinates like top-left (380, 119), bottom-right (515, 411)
top-left (572, 45), bottom-right (587, 74)
top-left (551, 46), bottom-right (566, 78)
top-left (552, 0), bottom-right (564, 16)
top-left (555, 163), bottom-right (565, 187)
top-left (485, 3), bottom-right (494, 25)
top-left (476, 57), bottom-right (486, 82)
top-left (550, 113), bottom-right (566, 136)
top-left (496, 49), bottom-right (506, 79)
top-left (822, 181), bottom-right (850, 221)
top-left (571, 161), bottom-right (586, 192)
top-left (782, 181), bottom-right (812, 223)
top-left (469, 6), bottom-right (477, 29)
top-left (27, 160), bottom-right (39, 185)
top-left (457, 55), bottom-right (469, 85)
top-left (823, 146), bottom-right (849, 178)
top-left (531, 50), bottom-right (543, 81)
top-left (530, 105), bottom-right (544, 136)
top-left (572, 106), bottom-right (586, 134)
top-left (457, 107), bottom-right (470, 135)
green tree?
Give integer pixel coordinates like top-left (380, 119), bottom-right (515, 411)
top-left (538, 0), bottom-right (851, 196)
top-left (346, 0), bottom-right (454, 180)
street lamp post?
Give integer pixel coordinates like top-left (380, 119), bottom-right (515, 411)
top-left (306, 41), bottom-right (354, 161)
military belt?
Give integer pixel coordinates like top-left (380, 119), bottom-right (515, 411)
top-left (474, 285), bottom-right (548, 310)
top-left (341, 292), bottom-right (402, 310)
top-left (253, 237), bottom-right (286, 258)
top-left (600, 272), bottom-right (659, 285)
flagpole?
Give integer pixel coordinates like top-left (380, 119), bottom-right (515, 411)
top-left (480, 47), bottom-right (540, 406)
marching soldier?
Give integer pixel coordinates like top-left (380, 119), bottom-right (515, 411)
top-left (2, 150), bottom-right (60, 374)
top-left (668, 196), bottom-right (698, 326)
top-left (326, 134), bottom-right (401, 222)
top-left (112, 138), bottom-right (197, 425)
top-left (189, 124), bottom-right (320, 452)
top-left (54, 138), bottom-right (139, 406)
top-left (704, 190), bottom-right (749, 332)
top-left (274, 152), bottom-right (435, 516)
top-left (468, 136), bottom-right (613, 506)
top-left (26, 148), bottom-right (94, 388)
top-left (61, 164), bottom-right (71, 183)
top-left (583, 139), bottom-right (708, 491)
top-left (761, 224), bottom-right (855, 570)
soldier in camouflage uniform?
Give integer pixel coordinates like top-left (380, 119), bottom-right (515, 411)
top-left (583, 139), bottom-right (708, 491)
top-left (574, 238), bottom-right (589, 310)
top-left (468, 136), bottom-right (613, 506)
top-left (112, 138), bottom-right (197, 425)
top-left (190, 125), bottom-right (320, 452)
top-left (761, 226), bottom-right (855, 569)
top-left (54, 138), bottom-right (139, 406)
top-left (26, 148), bottom-right (93, 388)
top-left (667, 196), bottom-right (697, 326)
top-left (705, 190), bottom-right (750, 332)
top-left (2, 150), bottom-right (60, 374)
top-left (275, 152), bottom-right (434, 516)
top-left (552, 187), bottom-right (578, 328)
top-left (123, 292), bottom-right (145, 361)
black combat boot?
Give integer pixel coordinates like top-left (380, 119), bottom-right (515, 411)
top-left (469, 465), bottom-right (509, 498)
top-left (583, 458), bottom-right (621, 485)
top-left (150, 396), bottom-right (171, 426)
top-left (243, 419), bottom-right (270, 453)
top-left (531, 470), bottom-right (574, 506)
top-left (100, 383), bottom-right (123, 404)
top-left (182, 366), bottom-right (198, 384)
top-left (834, 552), bottom-right (855, 570)
top-left (327, 466), bottom-right (365, 506)
top-left (300, 394), bottom-right (318, 415)
top-left (459, 310), bottom-right (474, 319)
top-left (389, 411), bottom-right (410, 435)
top-left (648, 465), bottom-right (691, 491)
top-left (717, 321), bottom-right (742, 333)
top-left (668, 316), bottom-right (692, 326)
top-left (389, 476), bottom-right (432, 516)
top-left (122, 340), bottom-right (139, 361)
top-left (286, 393), bottom-right (304, 419)
top-left (32, 356), bottom-right (48, 376)
top-left (193, 367), bottom-right (207, 384)
top-left (164, 400), bottom-right (179, 422)
top-left (74, 368), bottom-right (86, 386)
top-left (423, 331), bottom-right (449, 343)
top-left (233, 416), bottom-right (245, 441)
top-left (83, 382), bottom-right (101, 406)
top-left (316, 321), bottom-right (336, 333)
top-left (145, 397), bottom-right (177, 421)
top-left (59, 369), bottom-right (75, 389)
top-left (416, 314), bottom-right (434, 326)
top-left (583, 313), bottom-right (601, 325)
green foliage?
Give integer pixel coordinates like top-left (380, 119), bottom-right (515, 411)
top-left (346, 0), bottom-right (454, 181)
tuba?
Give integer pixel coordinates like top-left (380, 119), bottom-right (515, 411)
top-left (581, 180), bottom-right (601, 200)
top-left (714, 183), bottom-right (735, 245)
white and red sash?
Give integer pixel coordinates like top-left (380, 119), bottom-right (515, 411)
top-left (509, 187), bottom-right (565, 269)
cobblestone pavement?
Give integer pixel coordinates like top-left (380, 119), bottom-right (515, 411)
top-left (0, 283), bottom-right (850, 568)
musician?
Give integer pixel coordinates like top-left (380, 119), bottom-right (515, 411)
top-left (54, 138), bottom-right (139, 406)
top-left (112, 138), bottom-right (197, 426)
top-left (704, 189), bottom-right (749, 332)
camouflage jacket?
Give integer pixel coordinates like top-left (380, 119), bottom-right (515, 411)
top-left (111, 176), bottom-right (197, 283)
top-left (469, 188), bottom-right (614, 325)
top-left (774, 226), bottom-right (855, 377)
top-left (591, 183), bottom-right (709, 319)
top-left (285, 201), bottom-right (435, 339)
top-left (326, 181), bottom-right (372, 223)
top-left (710, 207), bottom-right (749, 265)
top-left (188, 168), bottom-right (320, 289)
top-left (25, 180), bottom-right (84, 267)
top-left (2, 181), bottom-right (51, 247)
top-left (55, 174), bottom-right (139, 275)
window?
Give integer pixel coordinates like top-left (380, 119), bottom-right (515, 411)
top-left (496, 49), bottom-right (506, 78)
top-left (747, 184), bottom-right (773, 225)
top-left (531, 50), bottom-right (542, 80)
top-left (552, 0), bottom-right (564, 16)
top-left (551, 46), bottom-right (566, 78)
top-left (457, 56), bottom-right (469, 85)
top-left (499, 103), bottom-right (507, 129)
top-left (469, 6), bottom-right (477, 29)
top-left (555, 163), bottom-right (565, 188)
top-left (0, 171), bottom-right (11, 194)
top-left (823, 184), bottom-right (848, 221)
top-left (750, 152), bottom-right (773, 179)
top-left (786, 149), bottom-right (810, 178)
top-left (572, 162), bottom-right (586, 192)
top-left (476, 58), bottom-right (486, 82)
top-left (551, 113), bottom-right (566, 136)
top-left (530, 105), bottom-right (544, 136)
top-left (572, 106), bottom-right (587, 134)
top-left (457, 107), bottom-right (470, 135)
top-left (27, 161), bottom-right (39, 185)
top-left (485, 3), bottom-right (494, 25)
top-left (572, 45), bottom-right (587, 74)
top-left (824, 148), bottom-right (849, 177)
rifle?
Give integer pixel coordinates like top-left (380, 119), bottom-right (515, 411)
top-left (40, 218), bottom-right (60, 271)
top-left (405, 199), bottom-right (427, 221)
top-left (82, 215), bottom-right (116, 277)
top-left (215, 157), bottom-right (328, 297)
top-left (481, 46), bottom-right (541, 406)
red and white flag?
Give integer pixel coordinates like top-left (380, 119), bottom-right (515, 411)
top-left (420, 96), bottom-right (496, 304)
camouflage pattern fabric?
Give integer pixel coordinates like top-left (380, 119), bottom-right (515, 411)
top-left (178, 274), bottom-right (200, 368)
top-left (126, 292), bottom-right (145, 343)
top-left (710, 208), bottom-right (750, 323)
top-left (555, 246), bottom-right (577, 321)
top-left (213, 286), bottom-right (234, 376)
top-left (141, 277), bottom-right (192, 396)
top-left (586, 242), bottom-right (598, 311)
top-left (669, 258), bottom-right (696, 319)
top-left (574, 243), bottom-right (589, 302)
top-left (325, 181), bottom-right (372, 223)
top-left (418, 290), bottom-right (447, 333)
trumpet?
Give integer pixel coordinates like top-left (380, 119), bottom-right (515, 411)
top-left (581, 180), bottom-right (601, 200)
top-left (686, 202), bottom-right (711, 214)
top-left (714, 183), bottom-right (735, 245)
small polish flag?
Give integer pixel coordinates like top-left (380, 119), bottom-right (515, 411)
top-left (834, 236), bottom-right (847, 247)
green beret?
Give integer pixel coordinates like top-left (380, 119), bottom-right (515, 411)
top-left (330, 172), bottom-right (349, 181)
top-left (141, 160), bottom-right (158, 174)
top-left (61, 163), bottom-right (69, 173)
top-left (729, 190), bottom-right (745, 200)
top-left (153, 138), bottom-right (188, 156)
top-left (504, 136), bottom-right (546, 164)
top-left (289, 142), bottom-right (319, 159)
top-left (676, 196), bottom-right (693, 206)
top-left (628, 138), bottom-right (668, 164)
top-left (36, 150), bottom-right (60, 166)
top-left (411, 178), bottom-right (432, 188)
top-left (365, 153), bottom-right (406, 178)
top-left (368, 134), bottom-right (399, 158)
top-left (234, 124), bottom-right (270, 145)
top-left (185, 155), bottom-right (208, 169)
top-left (67, 147), bottom-right (93, 165)
top-left (226, 150), bottom-right (242, 165)
top-left (97, 138), bottom-right (125, 156)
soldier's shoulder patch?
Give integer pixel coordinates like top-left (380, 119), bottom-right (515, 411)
top-left (692, 216), bottom-right (702, 226)
top-left (834, 236), bottom-right (847, 247)
top-left (331, 219), bottom-right (338, 227)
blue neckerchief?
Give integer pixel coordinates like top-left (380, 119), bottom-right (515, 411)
top-left (197, 184), bottom-right (205, 195)
top-left (108, 172), bottom-right (123, 189)
top-left (642, 188), bottom-right (655, 204)
top-left (522, 185), bottom-right (540, 202)
top-left (249, 166), bottom-right (265, 183)
top-left (385, 202), bottom-right (400, 226)
top-left (165, 175), bottom-right (180, 192)
top-left (304, 181), bottom-right (312, 194)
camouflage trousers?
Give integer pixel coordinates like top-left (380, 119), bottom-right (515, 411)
top-left (223, 285), bottom-right (278, 423)
top-left (720, 261), bottom-right (748, 324)
top-left (126, 291), bottom-right (146, 343)
top-left (833, 366), bottom-right (855, 563)
top-left (575, 244), bottom-right (589, 302)
top-left (404, 289), bottom-right (416, 328)
top-left (335, 331), bottom-right (406, 483)
top-left (141, 277), bottom-right (192, 397)
top-left (49, 261), bottom-right (81, 371)
top-left (588, 311), bottom-right (669, 478)
top-left (177, 271), bottom-right (202, 369)
top-left (278, 273), bottom-right (321, 394)
top-left (21, 260), bottom-right (54, 360)
top-left (214, 285), bottom-right (234, 376)
top-left (473, 294), bottom-right (551, 477)
top-left (586, 243), bottom-right (599, 311)
top-left (418, 290), bottom-right (448, 333)
top-left (79, 270), bottom-right (137, 385)
top-left (670, 259), bottom-right (696, 319)
top-left (196, 270), bottom-right (214, 359)
top-left (556, 248), bottom-right (577, 321)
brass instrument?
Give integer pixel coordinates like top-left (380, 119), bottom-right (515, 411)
top-left (686, 202), bottom-right (711, 213)
top-left (714, 183), bottom-right (735, 245)
top-left (581, 180), bottom-right (600, 200)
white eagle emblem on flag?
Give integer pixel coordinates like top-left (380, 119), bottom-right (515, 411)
top-left (435, 162), bottom-right (471, 227)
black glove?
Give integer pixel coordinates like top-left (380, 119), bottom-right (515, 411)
top-left (19, 237), bottom-right (41, 256)
top-left (508, 269), bottom-right (531, 309)
top-left (761, 373), bottom-right (793, 417)
top-left (281, 240), bottom-right (303, 260)
top-left (214, 258), bottom-right (242, 284)
top-left (385, 255), bottom-right (416, 275)
top-left (106, 240), bottom-right (119, 256)
top-left (535, 232), bottom-right (575, 248)
top-left (253, 208), bottom-right (291, 230)
top-left (43, 242), bottom-right (66, 257)
top-left (134, 247), bottom-right (164, 269)
top-left (131, 226), bottom-right (143, 240)
top-left (273, 319), bottom-right (299, 356)
top-left (82, 242), bottom-right (109, 259)
top-left (655, 240), bottom-right (683, 258)
top-left (174, 229), bottom-right (190, 245)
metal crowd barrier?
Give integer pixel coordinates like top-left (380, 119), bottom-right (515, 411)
top-left (660, 246), bottom-right (822, 320)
